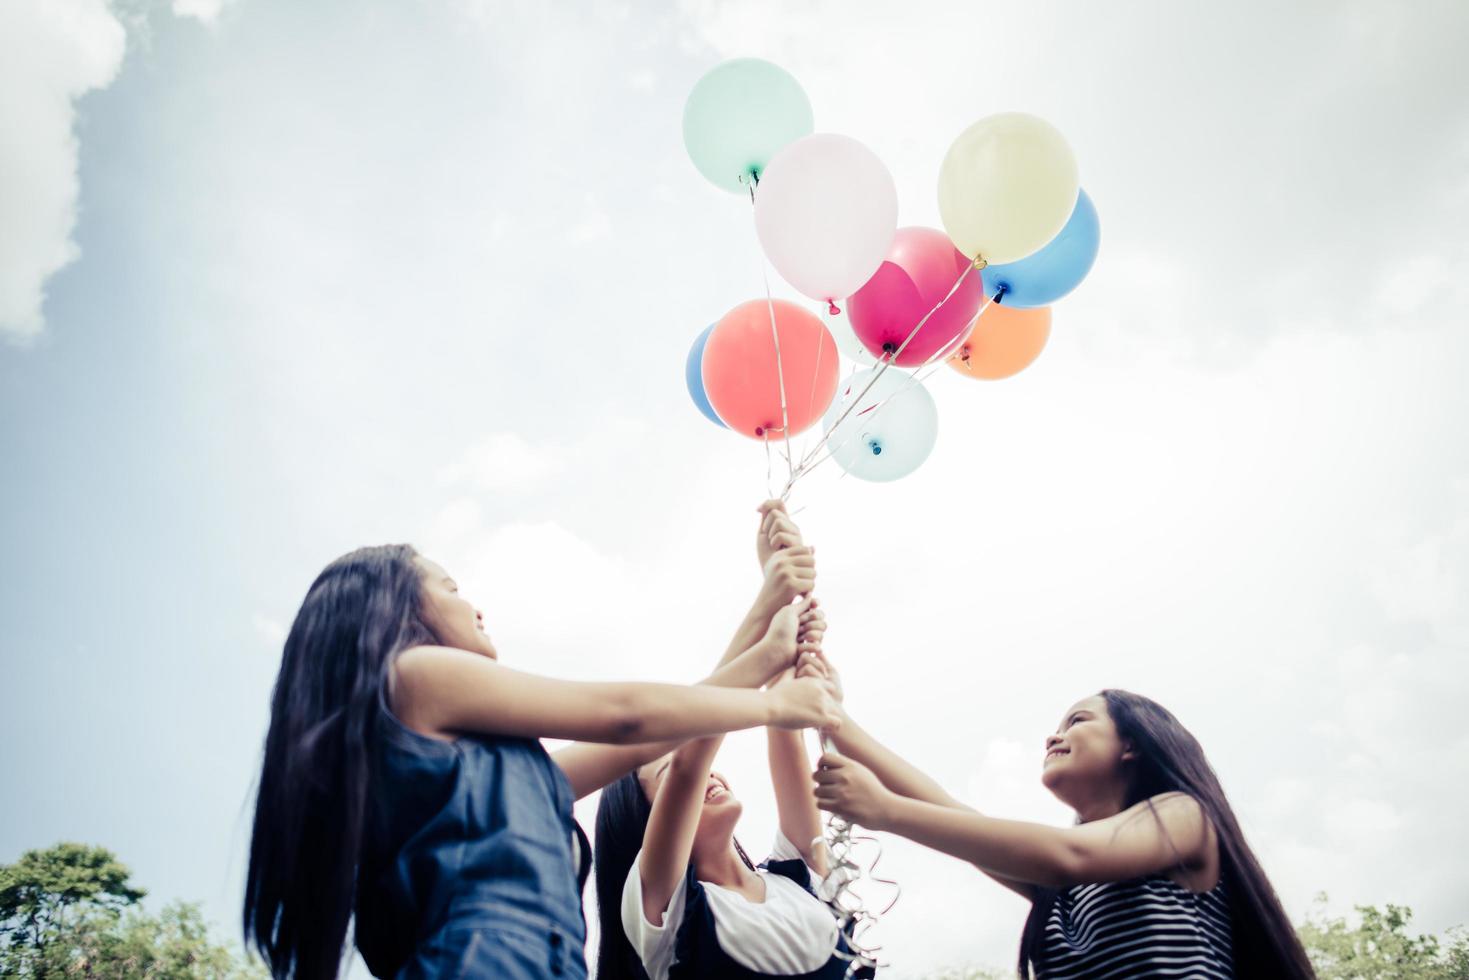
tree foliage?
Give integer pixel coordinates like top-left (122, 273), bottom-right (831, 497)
top-left (0, 842), bottom-right (264, 979)
top-left (1300, 894), bottom-right (1469, 980)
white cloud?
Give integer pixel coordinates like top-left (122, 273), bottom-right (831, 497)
top-left (436, 431), bottom-right (565, 493)
top-left (170, 0), bottom-right (239, 26)
top-left (0, 0), bottom-right (125, 343)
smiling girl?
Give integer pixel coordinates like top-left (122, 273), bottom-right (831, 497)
top-left (593, 510), bottom-right (870, 980)
top-left (809, 667), bottom-right (1314, 979)
top-left (243, 526), bottom-right (838, 979)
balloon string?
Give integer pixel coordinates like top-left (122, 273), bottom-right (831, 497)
top-left (779, 261), bottom-right (983, 495)
top-left (815, 731), bottom-right (899, 976)
top-left (745, 173), bottom-right (796, 495)
top-left (760, 260), bottom-right (796, 494)
top-left (763, 431), bottom-right (776, 499)
top-left (799, 261), bottom-right (974, 467)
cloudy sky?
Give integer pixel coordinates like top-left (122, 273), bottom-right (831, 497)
top-left (3, 0), bottom-right (1467, 975)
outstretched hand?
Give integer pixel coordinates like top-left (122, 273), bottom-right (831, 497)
top-left (768, 677), bottom-right (843, 733)
top-left (813, 751), bottom-right (894, 828)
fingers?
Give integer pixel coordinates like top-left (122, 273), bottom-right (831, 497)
top-left (774, 545), bottom-right (814, 566)
top-left (770, 530), bottom-right (803, 551)
top-left (757, 499), bottom-right (788, 517)
top-left (795, 650), bottom-right (828, 675)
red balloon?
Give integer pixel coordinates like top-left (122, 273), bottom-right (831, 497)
top-left (702, 299), bottom-right (839, 439)
top-left (847, 226), bottom-right (984, 366)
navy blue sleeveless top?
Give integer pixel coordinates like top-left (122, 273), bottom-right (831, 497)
top-left (355, 700), bottom-right (592, 979)
top-left (668, 858), bottom-right (875, 980)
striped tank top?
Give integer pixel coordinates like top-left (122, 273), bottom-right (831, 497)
top-left (1036, 875), bottom-right (1232, 979)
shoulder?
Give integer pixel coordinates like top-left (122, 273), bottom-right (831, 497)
top-left (1138, 792), bottom-right (1215, 863)
top-left (1141, 792), bottom-right (1210, 830)
top-left (390, 645), bottom-right (498, 735)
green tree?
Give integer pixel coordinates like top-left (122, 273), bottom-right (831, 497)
top-left (0, 842), bottom-right (264, 979)
top-left (1298, 894), bottom-right (1469, 980)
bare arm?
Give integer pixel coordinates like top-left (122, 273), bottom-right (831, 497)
top-left (391, 645), bottom-right (836, 746)
top-left (636, 737), bottom-right (724, 925)
top-left (815, 752), bottom-right (1210, 889)
top-left (552, 630), bottom-right (790, 799)
top-left (767, 606), bottom-right (831, 875)
top-left (553, 502), bottom-right (816, 798)
top-left (827, 707), bottom-right (964, 809)
top-left (828, 703), bottom-right (1033, 898)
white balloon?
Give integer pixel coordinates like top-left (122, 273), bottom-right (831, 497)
top-left (755, 134), bottom-right (898, 304)
top-left (937, 112), bottom-right (1079, 265)
top-left (821, 368), bottom-right (938, 482)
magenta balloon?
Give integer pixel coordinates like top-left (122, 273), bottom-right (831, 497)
top-left (846, 227), bottom-right (984, 367)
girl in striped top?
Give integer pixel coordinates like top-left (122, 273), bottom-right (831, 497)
top-left (808, 675), bottom-right (1314, 979)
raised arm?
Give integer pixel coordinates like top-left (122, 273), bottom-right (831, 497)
top-left (389, 642), bottom-right (839, 746)
top-left (814, 753), bottom-right (1211, 889)
top-left (767, 604), bottom-right (831, 875)
top-left (551, 506), bottom-right (816, 798)
top-left (726, 499), bottom-right (816, 657)
top-left (552, 600), bottom-right (805, 798)
top-left (636, 735), bottom-right (723, 925)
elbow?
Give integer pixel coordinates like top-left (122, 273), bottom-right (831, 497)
top-left (603, 688), bottom-right (649, 745)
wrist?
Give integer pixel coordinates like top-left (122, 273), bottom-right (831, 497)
top-left (759, 688), bottom-right (779, 727)
top-left (751, 584), bottom-right (782, 621)
top-left (873, 788), bottom-right (903, 831)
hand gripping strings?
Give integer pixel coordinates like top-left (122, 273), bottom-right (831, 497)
top-left (811, 734), bottom-right (900, 978)
top-left (778, 257), bottom-right (990, 496)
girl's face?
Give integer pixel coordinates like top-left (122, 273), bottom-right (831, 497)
top-left (414, 557), bottom-right (497, 659)
top-left (1039, 694), bottom-right (1132, 804)
top-left (638, 754), bottom-right (743, 842)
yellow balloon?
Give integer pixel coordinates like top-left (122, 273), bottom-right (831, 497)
top-left (937, 113), bottom-right (1079, 265)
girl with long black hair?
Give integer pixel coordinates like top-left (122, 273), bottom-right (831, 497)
top-left (807, 654), bottom-right (1314, 979)
top-left (594, 513), bottom-right (868, 980)
top-left (243, 510), bottom-right (838, 979)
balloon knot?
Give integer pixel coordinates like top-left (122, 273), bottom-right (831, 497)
top-left (828, 301), bottom-right (840, 316)
top-left (995, 284), bottom-right (1008, 303)
top-left (972, 256), bottom-right (988, 271)
top-left (755, 426), bottom-right (765, 437)
top-left (869, 441), bottom-right (883, 456)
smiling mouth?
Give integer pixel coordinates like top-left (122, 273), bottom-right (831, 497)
top-left (1044, 749), bottom-right (1070, 763)
top-left (705, 780), bottom-right (729, 803)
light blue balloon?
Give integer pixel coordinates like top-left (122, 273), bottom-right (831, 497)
top-left (983, 189), bottom-right (1100, 309)
top-left (685, 324), bottom-right (725, 428)
top-left (683, 59), bottom-right (814, 194)
top-left (821, 368), bottom-right (937, 482)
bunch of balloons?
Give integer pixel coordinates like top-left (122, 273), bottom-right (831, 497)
top-left (681, 58), bottom-right (1100, 490)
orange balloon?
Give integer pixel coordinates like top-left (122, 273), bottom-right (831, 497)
top-left (947, 303), bottom-right (1052, 380)
top-left (703, 299), bottom-right (840, 439)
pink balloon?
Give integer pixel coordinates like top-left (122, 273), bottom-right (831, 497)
top-left (702, 299), bottom-right (840, 440)
top-left (846, 226), bottom-right (984, 367)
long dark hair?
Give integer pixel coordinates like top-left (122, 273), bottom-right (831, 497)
top-left (243, 544), bottom-right (435, 979)
top-left (594, 773), bottom-right (657, 980)
top-left (1018, 689), bottom-right (1313, 979)
top-left (593, 770), bottom-right (758, 980)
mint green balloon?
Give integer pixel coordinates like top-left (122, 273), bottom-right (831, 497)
top-left (683, 59), bottom-right (814, 194)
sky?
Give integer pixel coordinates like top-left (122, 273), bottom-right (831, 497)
top-left (3, 0), bottom-right (1468, 976)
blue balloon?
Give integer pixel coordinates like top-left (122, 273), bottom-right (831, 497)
top-left (983, 189), bottom-right (1100, 309)
top-left (685, 324), bottom-right (726, 428)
